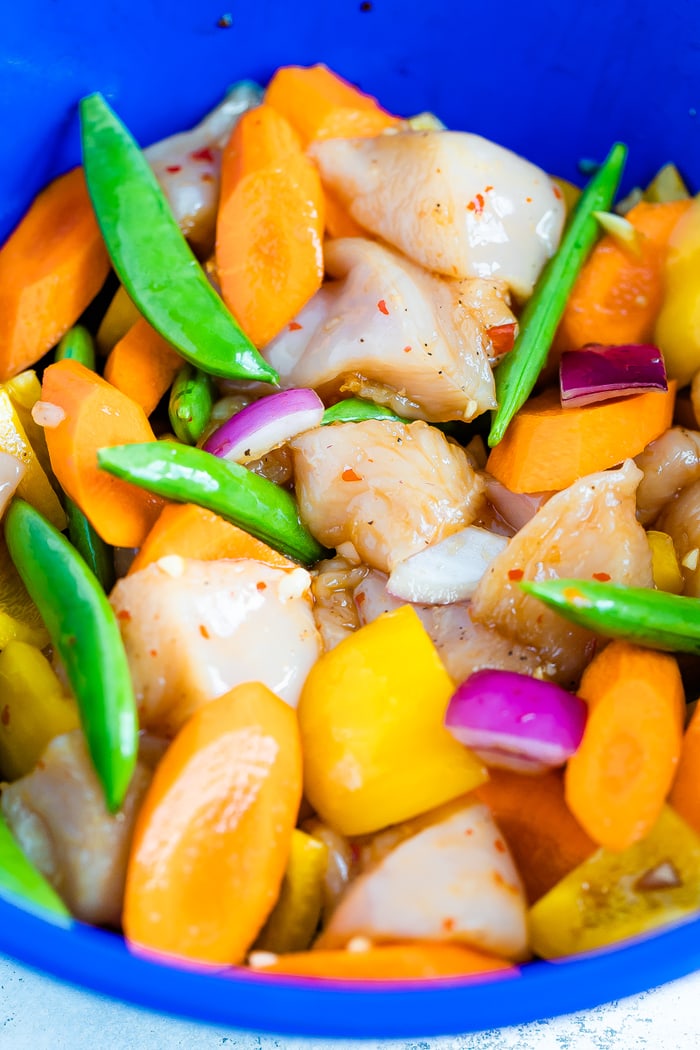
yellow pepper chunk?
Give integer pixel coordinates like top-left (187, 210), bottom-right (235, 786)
top-left (0, 389), bottom-right (65, 530)
top-left (648, 530), bottom-right (684, 594)
top-left (255, 829), bottom-right (328, 954)
top-left (0, 640), bottom-right (79, 780)
top-left (0, 538), bottom-right (49, 649)
top-left (529, 806), bottom-right (700, 959)
top-left (298, 605), bottom-right (487, 836)
top-left (96, 284), bottom-right (141, 354)
top-left (655, 194), bottom-right (700, 387)
top-left (4, 369), bottom-right (54, 481)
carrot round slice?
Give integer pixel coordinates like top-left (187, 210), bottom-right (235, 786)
top-left (250, 942), bottom-right (516, 980)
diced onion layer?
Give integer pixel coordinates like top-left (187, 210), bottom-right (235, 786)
top-left (203, 388), bottom-right (324, 462)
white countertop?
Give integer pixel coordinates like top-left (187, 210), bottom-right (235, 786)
top-left (1, 956), bottom-right (699, 1049)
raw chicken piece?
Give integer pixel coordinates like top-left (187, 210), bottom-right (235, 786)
top-left (470, 461), bottom-right (654, 688)
top-left (110, 557), bottom-right (321, 736)
top-left (291, 419), bottom-right (485, 573)
top-left (318, 797), bottom-right (529, 961)
top-left (1, 730), bottom-right (152, 927)
top-left (656, 479), bottom-right (700, 597)
top-left (635, 427), bottom-right (700, 524)
top-left (309, 131), bottom-right (565, 299)
top-left (264, 238), bottom-right (514, 422)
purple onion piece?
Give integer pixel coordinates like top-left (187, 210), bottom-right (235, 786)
top-left (445, 668), bottom-right (587, 774)
top-left (560, 343), bottom-right (667, 408)
top-left (203, 387), bottom-right (324, 462)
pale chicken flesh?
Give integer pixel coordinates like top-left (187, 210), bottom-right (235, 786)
top-left (635, 427), bottom-right (700, 525)
top-left (309, 130), bottom-right (565, 299)
top-left (264, 237), bottom-right (515, 422)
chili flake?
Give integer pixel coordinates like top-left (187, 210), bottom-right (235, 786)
top-left (377, 299), bottom-right (389, 315)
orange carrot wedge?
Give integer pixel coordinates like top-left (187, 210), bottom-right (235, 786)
top-left (104, 318), bottom-right (182, 416)
top-left (41, 359), bottom-right (164, 547)
top-left (669, 702), bottom-right (700, 836)
top-left (265, 64), bottom-right (401, 146)
top-left (565, 640), bottom-right (685, 851)
top-left (123, 681), bottom-right (303, 965)
top-left (129, 503), bottom-right (297, 575)
top-left (485, 382), bottom-right (676, 493)
top-left (475, 769), bottom-right (596, 903)
top-left (216, 104), bottom-right (325, 348)
top-left (250, 942), bottom-right (516, 980)
top-left (324, 189), bottom-right (366, 240)
top-left (0, 168), bottom-right (110, 381)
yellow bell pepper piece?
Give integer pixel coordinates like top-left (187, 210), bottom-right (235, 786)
top-left (529, 805), bottom-right (700, 959)
top-left (0, 640), bottom-right (79, 780)
top-left (255, 829), bottom-right (328, 954)
top-left (298, 605), bottom-right (487, 836)
top-left (4, 369), bottom-right (54, 481)
top-left (655, 194), bottom-right (700, 387)
top-left (0, 538), bottom-right (49, 649)
top-left (0, 389), bottom-right (65, 530)
top-left (96, 284), bottom-right (141, 354)
top-left (648, 530), bottom-right (684, 594)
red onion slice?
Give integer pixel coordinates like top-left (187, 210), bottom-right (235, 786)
top-left (445, 668), bottom-right (587, 774)
top-left (560, 343), bottom-right (667, 408)
top-left (203, 388), bottom-right (324, 463)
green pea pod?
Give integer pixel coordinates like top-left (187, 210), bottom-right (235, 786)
top-left (521, 578), bottom-right (700, 655)
top-left (97, 441), bottom-right (326, 566)
top-left (321, 398), bottom-right (408, 425)
top-left (55, 324), bottom-right (96, 370)
top-left (65, 497), bottom-right (115, 593)
top-left (488, 142), bottom-right (628, 447)
top-left (79, 93), bottom-right (278, 385)
top-left (0, 812), bottom-right (70, 922)
top-left (168, 364), bottom-right (215, 444)
top-left (4, 499), bottom-right (138, 813)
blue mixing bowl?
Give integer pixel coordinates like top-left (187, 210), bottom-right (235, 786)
top-left (0, 0), bottom-right (699, 1037)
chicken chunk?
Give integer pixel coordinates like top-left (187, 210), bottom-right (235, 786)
top-left (470, 461), bottom-right (654, 687)
top-left (110, 557), bottom-right (321, 736)
top-left (635, 427), bottom-right (700, 525)
top-left (291, 419), bottom-right (485, 573)
top-left (1, 730), bottom-right (152, 927)
top-left (264, 238), bottom-right (514, 422)
top-left (309, 131), bottom-right (565, 299)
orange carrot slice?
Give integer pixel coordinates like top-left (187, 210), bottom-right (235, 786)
top-left (0, 168), bottom-right (110, 381)
top-left (485, 382), bottom-right (676, 493)
top-left (41, 359), bottom-right (163, 547)
top-left (265, 64), bottom-right (400, 146)
top-left (250, 942), bottom-right (516, 980)
top-left (123, 681), bottom-right (303, 965)
top-left (128, 503), bottom-right (296, 575)
top-left (475, 769), bottom-right (596, 903)
top-left (565, 641), bottom-right (685, 851)
top-left (216, 105), bottom-right (325, 348)
top-left (324, 189), bottom-right (366, 240)
top-left (669, 703), bottom-right (700, 836)
top-left (104, 318), bottom-right (182, 416)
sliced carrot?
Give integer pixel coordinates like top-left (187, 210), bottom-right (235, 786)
top-left (669, 702), bottom-right (700, 836)
top-left (250, 942), bottom-right (516, 980)
top-left (216, 105), bottom-right (325, 348)
top-left (552, 199), bottom-right (693, 359)
top-left (324, 189), bottom-right (366, 240)
top-left (475, 769), bottom-right (595, 904)
top-left (104, 318), bottom-right (182, 416)
top-left (264, 64), bottom-right (400, 146)
top-left (0, 168), bottom-right (110, 381)
top-left (485, 382), bottom-right (676, 493)
top-left (565, 640), bottom-right (685, 851)
top-left (123, 681), bottom-right (303, 965)
top-left (41, 359), bottom-right (164, 547)
top-left (128, 503), bottom-right (297, 575)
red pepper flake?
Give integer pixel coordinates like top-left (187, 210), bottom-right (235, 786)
top-left (403, 345), bottom-right (412, 353)
top-left (191, 146), bottom-right (215, 163)
top-left (464, 827), bottom-right (474, 836)
top-left (200, 172), bottom-right (214, 183)
top-left (467, 192), bottom-right (485, 214)
top-left (355, 592), bottom-right (366, 605)
top-left (1, 705), bottom-right (9, 727)
top-left (150, 649), bottom-right (158, 658)
top-left (342, 468), bottom-right (362, 482)
top-left (377, 299), bottom-right (389, 315)
top-left (288, 321), bottom-right (303, 331)
top-left (525, 196), bottom-right (533, 203)
top-left (484, 184), bottom-right (494, 192)
top-left (441, 917), bottom-right (456, 933)
top-left (359, 0), bottom-right (373, 9)
top-left (217, 12), bottom-right (233, 28)
top-left (256, 581), bottom-right (267, 591)
top-left (117, 609), bottom-right (132, 622)
top-left (199, 624), bottom-right (210, 639)
top-left (593, 572), bottom-right (611, 582)
top-left (488, 323), bottom-right (516, 355)
top-left (165, 164), bottom-right (182, 174)
top-left (552, 183), bottom-right (563, 199)
top-left (508, 568), bottom-right (524, 581)
top-left (494, 839), bottom-right (506, 854)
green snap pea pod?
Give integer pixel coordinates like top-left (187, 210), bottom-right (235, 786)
top-left (321, 398), bottom-right (408, 425)
top-left (64, 497), bottom-right (115, 593)
top-left (97, 441), bottom-right (326, 566)
top-left (168, 364), bottom-right (215, 444)
top-left (521, 578), bottom-right (700, 656)
top-left (55, 324), bottom-right (96, 370)
top-left (488, 142), bottom-right (628, 447)
top-left (79, 93), bottom-right (278, 385)
top-left (4, 499), bottom-right (138, 813)
top-left (0, 812), bottom-right (70, 922)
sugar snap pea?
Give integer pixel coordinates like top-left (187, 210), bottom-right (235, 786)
top-left (488, 142), bottom-right (628, 447)
top-left (64, 497), bottom-right (115, 593)
top-left (79, 93), bottom-right (278, 384)
top-left (97, 442), bottom-right (326, 565)
top-left (321, 398), bottom-right (407, 425)
top-left (521, 578), bottom-right (700, 656)
top-left (0, 812), bottom-right (70, 922)
top-left (55, 324), bottom-right (96, 370)
top-left (4, 500), bottom-right (138, 812)
top-left (168, 364), bottom-right (215, 444)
